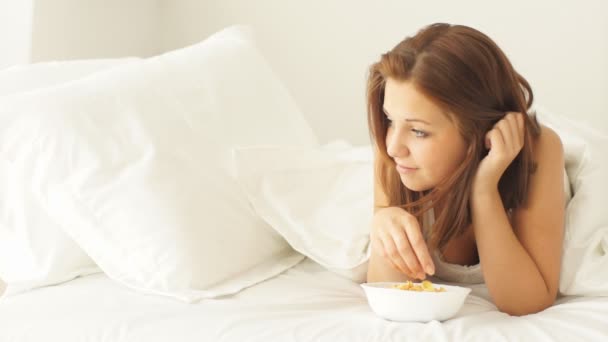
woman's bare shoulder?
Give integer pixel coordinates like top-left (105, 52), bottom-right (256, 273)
top-left (520, 123), bottom-right (565, 210)
top-left (511, 123), bottom-right (565, 218)
top-left (533, 123), bottom-right (564, 167)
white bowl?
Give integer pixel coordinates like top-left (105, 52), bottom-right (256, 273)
top-left (361, 282), bottom-right (471, 322)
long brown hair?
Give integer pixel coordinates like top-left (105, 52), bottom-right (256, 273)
top-left (367, 23), bottom-right (541, 252)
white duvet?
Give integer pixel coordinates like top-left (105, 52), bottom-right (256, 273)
top-left (1, 258), bottom-right (607, 342)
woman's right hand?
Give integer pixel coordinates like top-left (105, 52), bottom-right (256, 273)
top-left (370, 207), bottom-right (435, 280)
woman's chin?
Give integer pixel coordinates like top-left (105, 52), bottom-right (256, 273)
top-left (400, 179), bottom-right (432, 192)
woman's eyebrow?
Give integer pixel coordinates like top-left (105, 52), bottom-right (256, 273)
top-left (383, 107), bottom-right (432, 125)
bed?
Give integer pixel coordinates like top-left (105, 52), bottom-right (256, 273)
top-left (1, 258), bottom-right (607, 341)
top-left (1, 25), bottom-right (607, 342)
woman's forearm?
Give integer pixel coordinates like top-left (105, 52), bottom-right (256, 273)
top-left (471, 188), bottom-right (554, 316)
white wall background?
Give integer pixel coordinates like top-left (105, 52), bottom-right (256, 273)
top-left (0, 0), bottom-right (34, 69)
top-left (30, 0), bottom-right (162, 61)
top-left (160, 0), bottom-right (608, 145)
top-left (0, 0), bottom-right (162, 68)
top-left (1, 0), bottom-right (607, 145)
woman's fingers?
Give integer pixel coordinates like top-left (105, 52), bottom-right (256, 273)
top-left (485, 126), bottom-right (506, 157)
top-left (402, 215), bottom-right (435, 276)
top-left (516, 112), bottom-right (525, 143)
top-left (506, 112), bottom-right (522, 146)
top-left (377, 231), bottom-right (414, 277)
top-left (503, 112), bottom-right (521, 153)
top-left (499, 115), bottom-right (517, 152)
top-left (510, 112), bottom-right (525, 147)
top-left (389, 225), bottom-right (425, 279)
top-left (494, 112), bottom-right (524, 156)
top-left (371, 207), bottom-right (435, 280)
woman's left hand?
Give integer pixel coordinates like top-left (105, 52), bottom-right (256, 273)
top-left (473, 112), bottom-right (525, 193)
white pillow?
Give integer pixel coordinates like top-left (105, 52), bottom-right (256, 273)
top-left (536, 106), bottom-right (608, 296)
top-left (0, 58), bottom-right (139, 297)
top-left (0, 25), bottom-right (317, 302)
top-left (0, 58), bottom-right (139, 97)
top-left (233, 140), bottom-right (373, 283)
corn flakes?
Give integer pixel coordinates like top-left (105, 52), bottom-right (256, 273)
top-left (392, 280), bottom-right (446, 292)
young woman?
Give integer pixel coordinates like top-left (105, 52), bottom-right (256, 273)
top-left (366, 23), bottom-right (566, 316)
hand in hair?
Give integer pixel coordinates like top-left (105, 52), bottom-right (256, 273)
top-left (473, 112), bottom-right (525, 193)
top-left (369, 207), bottom-right (435, 280)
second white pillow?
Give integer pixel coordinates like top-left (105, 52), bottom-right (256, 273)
top-left (233, 140), bottom-right (374, 283)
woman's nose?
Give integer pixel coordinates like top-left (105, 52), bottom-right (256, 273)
top-left (386, 130), bottom-right (409, 159)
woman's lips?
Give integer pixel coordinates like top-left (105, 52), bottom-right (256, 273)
top-left (396, 164), bottom-right (417, 173)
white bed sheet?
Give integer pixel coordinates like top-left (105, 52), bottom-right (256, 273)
top-left (1, 258), bottom-right (607, 342)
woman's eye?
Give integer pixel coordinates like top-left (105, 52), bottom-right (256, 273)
top-left (385, 117), bottom-right (427, 137)
top-left (412, 129), bottom-right (428, 138)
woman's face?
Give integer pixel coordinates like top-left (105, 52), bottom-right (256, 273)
top-left (384, 78), bottom-right (468, 191)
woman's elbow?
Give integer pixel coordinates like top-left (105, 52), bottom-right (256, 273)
top-left (497, 295), bottom-right (556, 316)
